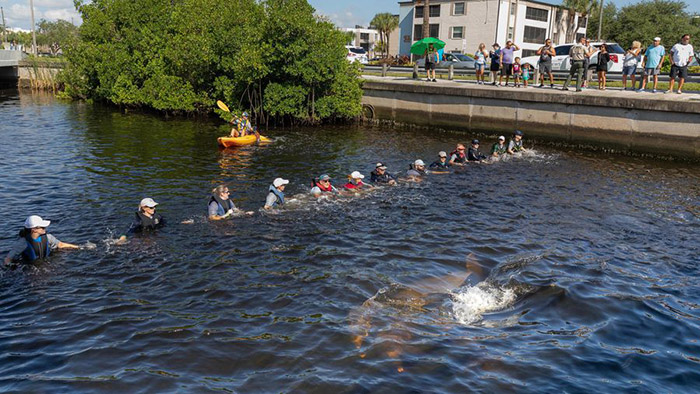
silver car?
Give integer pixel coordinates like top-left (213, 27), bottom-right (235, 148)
top-left (416, 53), bottom-right (476, 69)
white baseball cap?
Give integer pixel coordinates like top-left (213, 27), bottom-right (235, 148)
top-left (498, 136), bottom-right (505, 141)
top-left (350, 171), bottom-right (365, 179)
top-left (654, 37), bottom-right (661, 41)
top-left (24, 215), bottom-right (50, 229)
top-left (139, 198), bottom-right (159, 208)
top-left (438, 151), bottom-right (447, 157)
top-left (414, 159), bottom-right (425, 166)
top-left (273, 178), bottom-right (289, 187)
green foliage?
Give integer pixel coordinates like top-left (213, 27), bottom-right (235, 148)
top-left (595, 0), bottom-right (700, 48)
top-left (36, 19), bottom-right (79, 55)
top-left (62, 0), bottom-right (362, 122)
top-left (588, 2), bottom-right (617, 41)
top-left (370, 13), bottom-right (399, 58)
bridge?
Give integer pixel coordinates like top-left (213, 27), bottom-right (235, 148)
top-left (0, 50), bottom-right (25, 85)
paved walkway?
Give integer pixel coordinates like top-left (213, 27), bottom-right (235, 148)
top-left (362, 75), bottom-right (700, 105)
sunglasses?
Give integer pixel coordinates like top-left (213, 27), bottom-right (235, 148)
top-left (221, 190), bottom-right (230, 194)
top-left (144, 206), bottom-right (156, 209)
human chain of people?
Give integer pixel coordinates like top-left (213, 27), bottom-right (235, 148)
top-left (4, 130), bottom-right (528, 266)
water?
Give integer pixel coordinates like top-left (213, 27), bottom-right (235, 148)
top-left (1, 90), bottom-right (699, 393)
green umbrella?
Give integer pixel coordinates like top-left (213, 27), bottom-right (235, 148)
top-left (410, 37), bottom-right (446, 56)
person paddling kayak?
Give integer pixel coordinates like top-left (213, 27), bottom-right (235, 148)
top-left (229, 112), bottom-right (255, 137)
top-left (4, 215), bottom-right (79, 265)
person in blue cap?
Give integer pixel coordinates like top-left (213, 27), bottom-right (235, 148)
top-left (4, 215), bottom-right (79, 264)
top-left (467, 139), bottom-right (487, 162)
top-left (229, 111), bottom-right (254, 137)
top-left (507, 130), bottom-right (526, 154)
top-left (311, 174), bottom-right (339, 197)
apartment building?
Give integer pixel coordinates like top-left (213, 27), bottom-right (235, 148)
top-left (398, 0), bottom-right (587, 58)
top-left (342, 27), bottom-right (381, 56)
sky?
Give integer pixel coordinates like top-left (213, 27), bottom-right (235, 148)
top-left (1, 0), bottom-right (698, 30)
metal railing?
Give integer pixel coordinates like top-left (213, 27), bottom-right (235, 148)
top-left (362, 64), bottom-right (700, 84)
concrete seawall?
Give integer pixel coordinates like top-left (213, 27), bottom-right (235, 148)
top-left (361, 76), bottom-right (700, 160)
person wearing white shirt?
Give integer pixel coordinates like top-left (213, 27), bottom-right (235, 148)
top-left (667, 34), bottom-right (694, 94)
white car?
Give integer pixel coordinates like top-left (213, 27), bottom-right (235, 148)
top-left (522, 42), bottom-right (626, 73)
top-left (346, 46), bottom-right (369, 64)
top-left (416, 53), bottom-right (476, 69)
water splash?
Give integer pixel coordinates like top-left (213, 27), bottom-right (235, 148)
top-left (451, 282), bottom-right (517, 325)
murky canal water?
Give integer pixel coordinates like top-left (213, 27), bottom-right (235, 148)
top-left (1, 90), bottom-right (699, 393)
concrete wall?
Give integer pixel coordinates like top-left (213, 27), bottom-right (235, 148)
top-left (361, 78), bottom-right (700, 160)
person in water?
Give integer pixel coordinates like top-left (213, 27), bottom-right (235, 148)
top-left (117, 198), bottom-right (166, 242)
top-left (430, 151), bottom-right (451, 169)
top-left (344, 171), bottom-right (367, 190)
top-left (229, 112), bottom-right (254, 137)
top-left (507, 130), bottom-right (526, 154)
top-left (491, 136), bottom-right (507, 157)
top-left (265, 178), bottom-right (289, 209)
top-left (449, 144), bottom-right (467, 166)
top-left (467, 139), bottom-right (487, 162)
top-left (208, 185), bottom-right (253, 220)
top-left (311, 174), bottom-right (339, 197)
top-left (407, 159), bottom-right (427, 178)
top-left (370, 163), bottom-right (397, 185)
top-left (4, 215), bottom-right (79, 265)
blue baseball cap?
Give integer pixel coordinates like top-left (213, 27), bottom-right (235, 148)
top-left (318, 174), bottom-right (331, 181)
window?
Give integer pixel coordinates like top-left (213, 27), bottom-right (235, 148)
top-left (578, 16), bottom-right (587, 28)
top-left (522, 49), bottom-right (537, 58)
top-left (454, 2), bottom-right (465, 15)
top-left (451, 26), bottom-right (464, 39)
top-left (429, 5), bottom-right (440, 18)
top-left (555, 45), bottom-right (572, 56)
top-left (525, 7), bottom-right (548, 22)
top-left (360, 33), bottom-right (369, 41)
top-left (523, 25), bottom-right (547, 44)
top-left (508, 27), bottom-right (513, 40)
top-left (415, 6), bottom-right (423, 19)
top-left (511, 3), bottom-right (516, 15)
top-left (414, 24), bottom-right (440, 41)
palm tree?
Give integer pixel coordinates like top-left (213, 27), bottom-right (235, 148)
top-left (562, 0), bottom-right (599, 42)
top-left (370, 13), bottom-right (399, 58)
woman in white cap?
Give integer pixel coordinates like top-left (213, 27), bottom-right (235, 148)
top-left (4, 215), bottom-right (79, 264)
top-left (407, 160), bottom-right (427, 178)
top-left (491, 136), bottom-right (507, 157)
top-left (117, 198), bottom-right (166, 242)
top-left (429, 151), bottom-right (450, 169)
top-left (265, 178), bottom-right (289, 209)
top-left (344, 171), bottom-right (367, 190)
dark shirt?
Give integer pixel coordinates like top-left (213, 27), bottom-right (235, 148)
top-left (126, 212), bottom-right (166, 236)
top-left (370, 170), bottom-right (396, 184)
top-left (468, 147), bottom-right (487, 161)
top-left (429, 160), bottom-right (450, 169)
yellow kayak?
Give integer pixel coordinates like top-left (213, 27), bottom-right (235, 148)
top-left (217, 135), bottom-right (271, 148)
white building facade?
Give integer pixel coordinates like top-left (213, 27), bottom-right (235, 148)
top-left (398, 0), bottom-right (587, 58)
top-left (342, 27), bottom-right (381, 56)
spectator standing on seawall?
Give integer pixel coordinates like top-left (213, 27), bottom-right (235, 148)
top-left (562, 36), bottom-right (588, 92)
top-left (596, 44), bottom-right (611, 90)
top-left (582, 38), bottom-right (594, 89)
top-left (499, 41), bottom-right (520, 87)
top-left (667, 34), bottom-right (694, 95)
top-left (489, 43), bottom-right (501, 85)
top-left (536, 38), bottom-right (556, 88)
top-left (474, 43), bottom-right (489, 84)
top-left (622, 41), bottom-right (642, 90)
top-left (424, 43), bottom-right (439, 82)
top-left (637, 37), bottom-right (666, 93)
top-left (4, 216), bottom-right (79, 265)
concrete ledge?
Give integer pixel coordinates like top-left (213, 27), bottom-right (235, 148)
top-left (361, 76), bottom-right (700, 160)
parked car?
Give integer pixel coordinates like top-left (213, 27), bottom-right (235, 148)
top-left (521, 42), bottom-right (626, 73)
top-left (346, 46), bottom-right (369, 64)
top-left (416, 52), bottom-right (476, 69)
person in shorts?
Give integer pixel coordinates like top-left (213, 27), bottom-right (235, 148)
top-left (474, 43), bottom-right (489, 84)
top-left (596, 43), bottom-right (611, 90)
top-left (622, 41), bottom-right (641, 90)
top-left (667, 34), bottom-right (694, 94)
top-left (536, 38), bottom-right (555, 88)
top-left (424, 43), bottom-right (439, 82)
top-left (637, 37), bottom-right (666, 92)
top-left (499, 40), bottom-right (519, 86)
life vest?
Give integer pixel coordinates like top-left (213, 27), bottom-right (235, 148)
top-left (21, 233), bottom-right (50, 262)
top-left (209, 195), bottom-right (234, 216)
top-left (492, 143), bottom-right (507, 155)
top-left (407, 164), bottom-right (426, 176)
top-left (510, 139), bottom-right (523, 152)
top-left (430, 160), bottom-right (449, 169)
top-left (370, 170), bottom-right (393, 183)
top-left (268, 185), bottom-right (285, 206)
top-left (450, 150), bottom-right (466, 164)
top-left (135, 211), bottom-right (164, 232)
top-left (344, 180), bottom-right (364, 189)
top-left (312, 179), bottom-right (334, 193)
